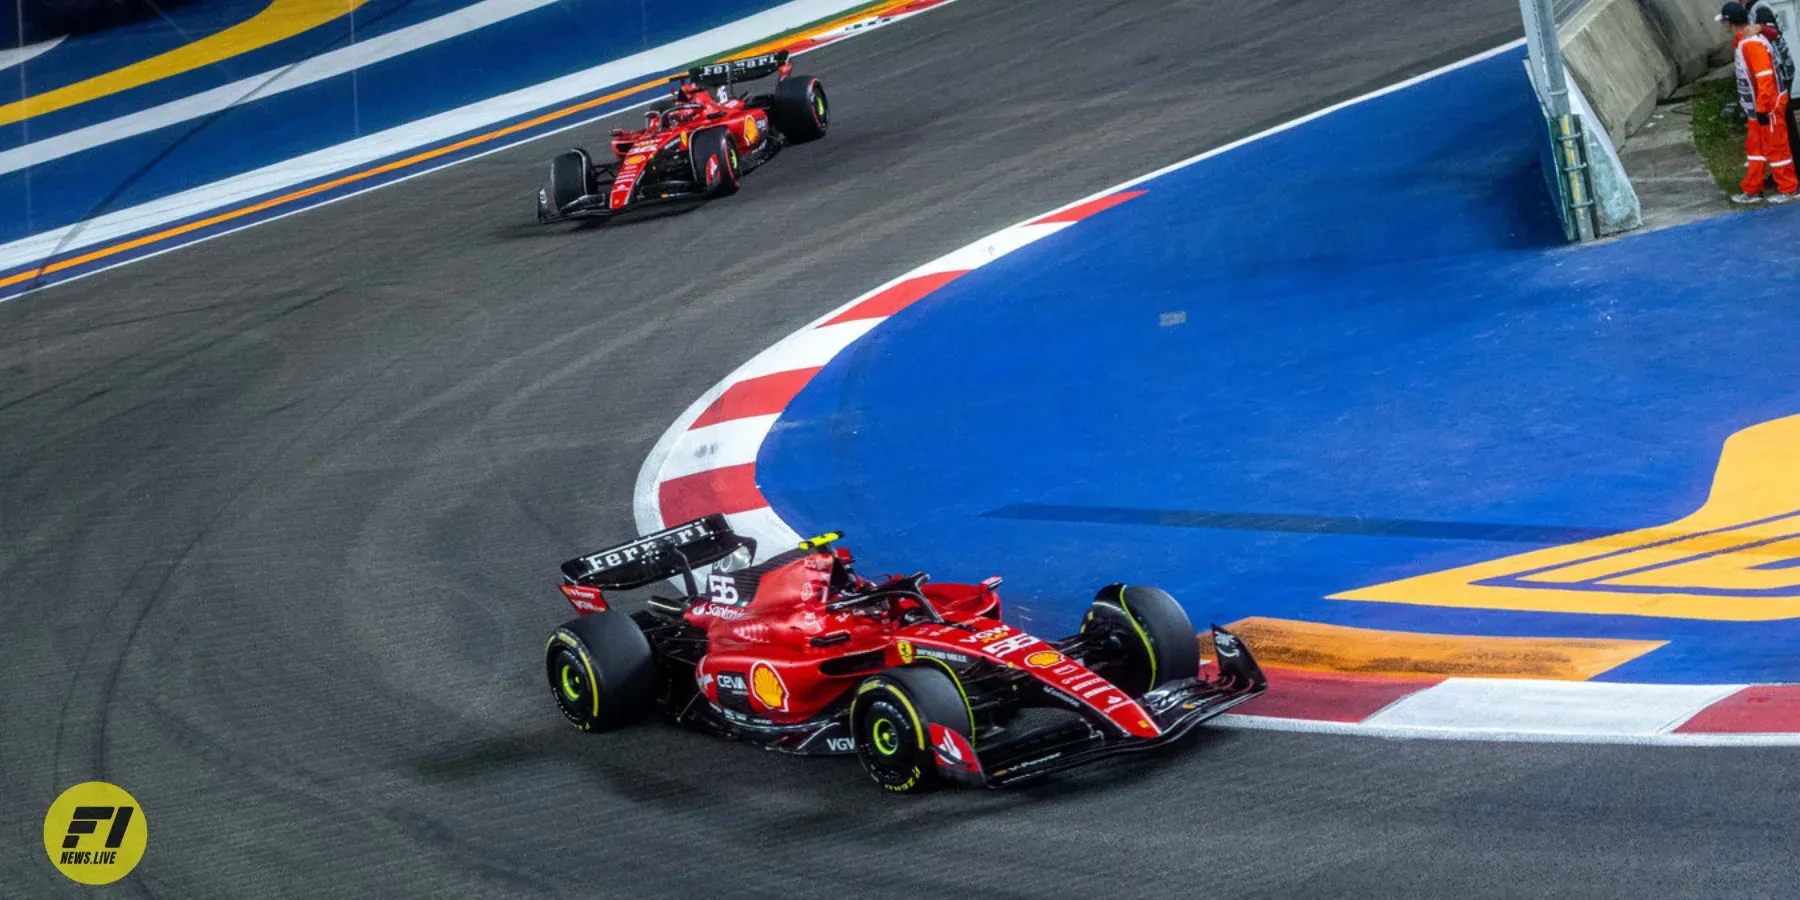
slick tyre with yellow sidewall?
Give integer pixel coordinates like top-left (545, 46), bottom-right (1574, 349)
top-left (851, 665), bottom-right (973, 793)
top-left (1082, 584), bottom-right (1201, 697)
top-left (546, 612), bottom-right (657, 731)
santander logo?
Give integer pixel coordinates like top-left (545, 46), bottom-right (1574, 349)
top-left (609, 166), bottom-right (640, 210)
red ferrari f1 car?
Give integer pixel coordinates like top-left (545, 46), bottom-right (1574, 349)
top-left (535, 51), bottom-right (827, 223)
top-left (544, 515), bottom-right (1266, 792)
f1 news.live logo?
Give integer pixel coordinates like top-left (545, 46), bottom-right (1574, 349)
top-left (43, 782), bottom-right (148, 885)
top-left (57, 804), bottom-right (135, 865)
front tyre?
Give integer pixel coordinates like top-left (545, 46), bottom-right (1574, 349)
top-left (770, 76), bottom-right (828, 143)
top-left (548, 149), bottom-right (593, 213)
top-left (851, 665), bottom-right (973, 793)
top-left (689, 126), bottom-right (740, 197)
top-left (1081, 584), bottom-right (1201, 697)
top-left (545, 612), bottom-right (657, 732)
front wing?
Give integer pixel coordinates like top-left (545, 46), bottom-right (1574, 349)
top-left (536, 178), bottom-right (713, 223)
top-left (957, 627), bottom-right (1267, 787)
top-left (536, 137), bottom-right (781, 223)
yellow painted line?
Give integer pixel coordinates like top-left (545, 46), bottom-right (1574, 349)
top-left (1334, 414), bottom-right (1800, 620)
top-left (0, 0), bottom-right (370, 127)
top-left (1203, 616), bottom-right (1664, 680)
top-left (0, 0), bottom-right (922, 292)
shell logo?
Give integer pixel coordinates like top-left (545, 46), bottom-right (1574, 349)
top-left (897, 640), bottom-right (914, 664)
top-left (1024, 650), bottom-right (1063, 668)
top-left (750, 661), bottom-right (788, 712)
top-left (744, 115), bottom-right (760, 145)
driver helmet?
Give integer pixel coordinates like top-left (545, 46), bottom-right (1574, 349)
top-left (828, 546), bottom-right (871, 593)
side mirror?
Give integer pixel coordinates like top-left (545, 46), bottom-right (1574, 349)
top-left (714, 544), bottom-right (754, 574)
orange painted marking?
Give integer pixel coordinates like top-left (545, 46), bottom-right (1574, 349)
top-left (1202, 616), bottom-right (1663, 680)
top-left (0, 0), bottom-right (928, 292)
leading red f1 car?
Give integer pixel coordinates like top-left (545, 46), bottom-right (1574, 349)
top-left (543, 515), bottom-right (1266, 792)
top-left (535, 51), bottom-right (827, 223)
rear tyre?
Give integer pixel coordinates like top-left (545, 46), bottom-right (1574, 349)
top-left (770, 76), bottom-right (828, 143)
top-left (545, 612), bottom-right (657, 732)
top-left (689, 127), bottom-right (740, 197)
top-left (851, 665), bottom-right (973, 793)
top-left (549, 149), bottom-right (593, 212)
top-left (1081, 584), bottom-right (1200, 697)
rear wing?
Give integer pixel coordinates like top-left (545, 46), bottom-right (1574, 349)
top-left (687, 50), bottom-right (789, 88)
top-left (560, 514), bottom-right (754, 592)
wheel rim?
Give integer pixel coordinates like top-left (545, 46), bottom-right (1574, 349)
top-left (1084, 607), bottom-right (1157, 696)
top-left (549, 647), bottom-right (594, 721)
top-left (857, 696), bottom-right (921, 786)
top-left (558, 663), bottom-right (582, 701)
top-left (871, 718), bottom-right (899, 755)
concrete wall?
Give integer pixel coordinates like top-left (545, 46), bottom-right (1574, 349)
top-left (1559, 0), bottom-right (1733, 144)
top-left (1560, 0), bottom-right (1680, 140)
top-left (1641, 0), bottom-right (1736, 81)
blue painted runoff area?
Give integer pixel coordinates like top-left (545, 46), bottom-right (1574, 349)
top-left (756, 47), bottom-right (1800, 685)
top-left (1, 0), bottom-right (796, 244)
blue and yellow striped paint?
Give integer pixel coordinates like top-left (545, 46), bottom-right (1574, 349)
top-left (1336, 415), bottom-right (1800, 620)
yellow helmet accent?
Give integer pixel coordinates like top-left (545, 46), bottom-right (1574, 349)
top-left (797, 531), bottom-right (843, 551)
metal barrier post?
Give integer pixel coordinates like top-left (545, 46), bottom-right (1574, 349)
top-left (1521, 0), bottom-right (1601, 241)
top-left (1553, 114), bottom-right (1599, 241)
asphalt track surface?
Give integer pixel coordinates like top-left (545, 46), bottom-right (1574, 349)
top-left (4, 1), bottom-right (1798, 897)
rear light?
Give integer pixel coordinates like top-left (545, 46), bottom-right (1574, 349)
top-left (559, 584), bottom-right (608, 614)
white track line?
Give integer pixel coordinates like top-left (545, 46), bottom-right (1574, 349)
top-left (1214, 711), bottom-right (1800, 746)
top-left (0, 35), bottom-right (65, 73)
top-left (1361, 680), bottom-right (1747, 736)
